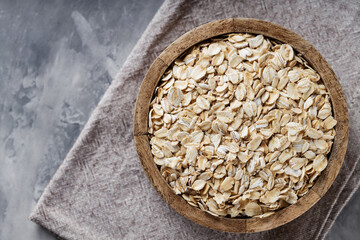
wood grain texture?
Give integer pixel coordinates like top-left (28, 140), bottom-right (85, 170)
top-left (134, 58), bottom-right (168, 136)
top-left (133, 18), bottom-right (349, 233)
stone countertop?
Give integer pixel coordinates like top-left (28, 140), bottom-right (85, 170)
top-left (0, 0), bottom-right (358, 239)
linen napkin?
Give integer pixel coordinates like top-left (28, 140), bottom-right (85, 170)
top-left (30, 0), bottom-right (360, 239)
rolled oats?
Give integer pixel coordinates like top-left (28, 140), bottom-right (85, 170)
top-left (148, 33), bottom-right (336, 218)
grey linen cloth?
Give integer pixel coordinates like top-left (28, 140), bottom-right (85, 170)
top-left (30, 0), bottom-right (360, 239)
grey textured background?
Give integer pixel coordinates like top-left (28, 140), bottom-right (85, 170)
top-left (0, 0), bottom-right (163, 239)
top-left (0, 0), bottom-right (359, 239)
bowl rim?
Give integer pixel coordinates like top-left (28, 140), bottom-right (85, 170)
top-left (133, 18), bottom-right (349, 233)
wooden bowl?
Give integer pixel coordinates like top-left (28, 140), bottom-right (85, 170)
top-left (133, 18), bottom-right (349, 233)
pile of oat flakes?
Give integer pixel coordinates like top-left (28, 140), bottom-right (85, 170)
top-left (148, 33), bottom-right (337, 218)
